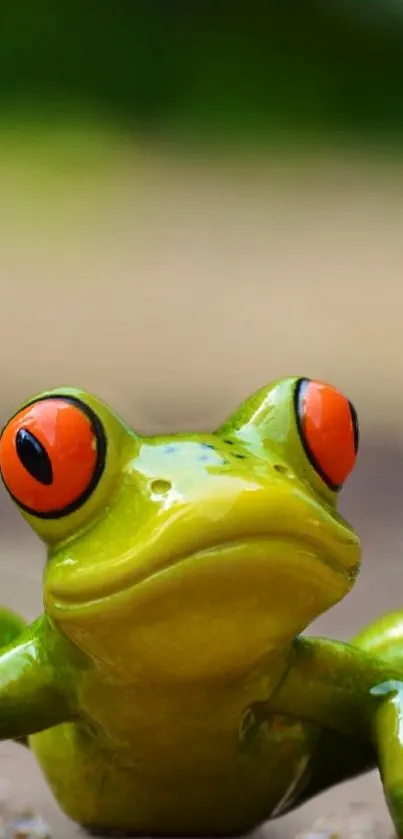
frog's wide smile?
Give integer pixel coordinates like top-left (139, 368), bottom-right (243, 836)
top-left (47, 526), bottom-right (360, 615)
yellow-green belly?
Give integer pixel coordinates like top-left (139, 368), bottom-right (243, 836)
top-left (29, 711), bottom-right (319, 836)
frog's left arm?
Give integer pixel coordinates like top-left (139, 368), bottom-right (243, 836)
top-left (0, 615), bottom-right (80, 740)
top-left (269, 636), bottom-right (403, 832)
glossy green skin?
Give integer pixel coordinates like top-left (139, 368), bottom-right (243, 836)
top-left (1, 378), bottom-right (403, 836)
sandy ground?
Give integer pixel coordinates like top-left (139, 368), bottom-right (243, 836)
top-left (0, 148), bottom-right (402, 836)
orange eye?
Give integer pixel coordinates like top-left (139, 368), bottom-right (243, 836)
top-left (295, 379), bottom-right (359, 491)
top-left (0, 396), bottom-right (106, 518)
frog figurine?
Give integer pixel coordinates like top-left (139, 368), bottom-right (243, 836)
top-left (0, 377), bottom-right (403, 837)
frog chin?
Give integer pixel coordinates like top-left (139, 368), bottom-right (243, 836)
top-left (45, 538), bottom-right (359, 680)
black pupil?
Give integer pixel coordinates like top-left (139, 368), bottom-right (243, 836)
top-left (16, 429), bottom-right (53, 486)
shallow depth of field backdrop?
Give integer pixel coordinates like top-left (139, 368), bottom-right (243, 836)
top-left (1, 2), bottom-right (403, 836)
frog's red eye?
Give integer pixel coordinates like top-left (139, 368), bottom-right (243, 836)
top-left (295, 379), bottom-right (359, 491)
top-left (0, 396), bottom-right (106, 518)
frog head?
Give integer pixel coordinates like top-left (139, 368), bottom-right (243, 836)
top-left (0, 378), bottom-right (360, 680)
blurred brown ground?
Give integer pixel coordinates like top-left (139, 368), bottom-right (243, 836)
top-left (0, 146), bottom-right (402, 837)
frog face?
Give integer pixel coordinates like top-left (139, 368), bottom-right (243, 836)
top-left (0, 378), bottom-right (361, 679)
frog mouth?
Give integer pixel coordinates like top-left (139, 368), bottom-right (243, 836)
top-left (48, 530), bottom-right (360, 612)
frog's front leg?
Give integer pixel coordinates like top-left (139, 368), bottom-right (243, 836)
top-left (0, 614), bottom-right (78, 741)
top-left (371, 681), bottom-right (403, 835)
top-left (268, 636), bottom-right (403, 835)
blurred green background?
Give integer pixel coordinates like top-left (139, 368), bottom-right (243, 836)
top-left (1, 4), bottom-right (403, 838)
top-left (3, 0), bottom-right (403, 143)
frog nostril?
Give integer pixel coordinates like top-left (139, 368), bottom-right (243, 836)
top-left (273, 464), bottom-right (288, 475)
top-left (150, 479), bottom-right (172, 495)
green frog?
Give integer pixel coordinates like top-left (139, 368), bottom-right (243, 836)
top-left (0, 377), bottom-right (402, 837)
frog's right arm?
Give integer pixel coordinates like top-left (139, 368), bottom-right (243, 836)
top-left (0, 615), bottom-right (79, 740)
top-left (269, 636), bottom-right (396, 734)
top-left (269, 636), bottom-right (403, 834)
